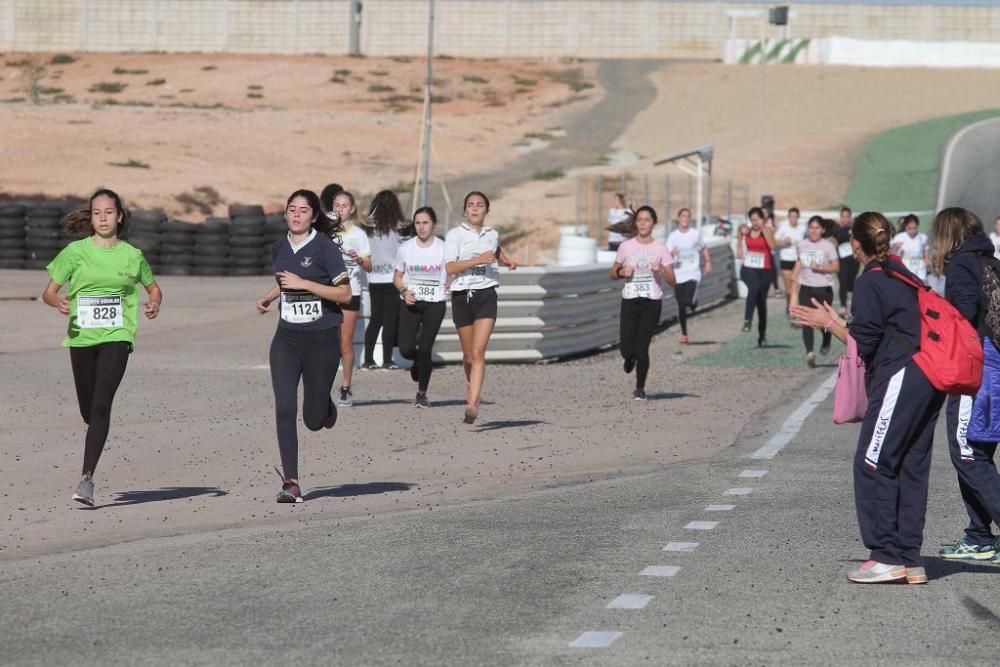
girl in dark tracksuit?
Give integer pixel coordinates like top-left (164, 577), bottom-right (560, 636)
top-left (792, 212), bottom-right (944, 584)
top-left (933, 208), bottom-right (1000, 560)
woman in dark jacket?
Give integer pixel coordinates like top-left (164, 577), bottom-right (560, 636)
top-left (793, 212), bottom-right (944, 584)
top-left (932, 207), bottom-right (1000, 561)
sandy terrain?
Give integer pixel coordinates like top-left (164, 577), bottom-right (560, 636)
top-left (0, 53), bottom-right (598, 215)
top-left (0, 270), bottom-right (814, 560)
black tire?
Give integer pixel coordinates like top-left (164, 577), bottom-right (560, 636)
top-left (0, 239), bottom-right (26, 250)
top-left (161, 243), bottom-right (197, 256)
top-left (25, 259), bottom-right (50, 270)
top-left (228, 246), bottom-right (260, 259)
top-left (157, 265), bottom-right (193, 276)
top-left (0, 226), bottom-right (25, 239)
top-left (229, 204), bottom-right (265, 218)
top-left (0, 259), bottom-right (25, 270)
top-left (0, 216), bottom-right (26, 230)
top-left (25, 250), bottom-right (57, 263)
top-left (127, 235), bottom-right (162, 251)
top-left (258, 264), bottom-right (274, 276)
top-left (0, 248), bottom-right (26, 259)
top-left (26, 228), bottom-right (61, 241)
top-left (199, 219), bottom-right (230, 235)
top-left (160, 253), bottom-right (194, 265)
top-left (162, 220), bottom-right (197, 234)
top-left (192, 265), bottom-right (229, 277)
top-left (0, 204), bottom-right (26, 217)
top-left (229, 236), bottom-right (265, 248)
top-left (196, 233), bottom-right (229, 246)
top-left (129, 218), bottom-right (164, 235)
top-left (27, 206), bottom-right (62, 219)
top-left (26, 240), bottom-right (63, 251)
top-left (194, 244), bottom-right (229, 258)
top-left (26, 217), bottom-right (62, 230)
top-left (228, 256), bottom-right (260, 268)
top-left (131, 209), bottom-right (168, 224)
top-left (161, 233), bottom-right (197, 247)
top-left (230, 216), bottom-right (265, 234)
top-left (229, 266), bottom-right (260, 277)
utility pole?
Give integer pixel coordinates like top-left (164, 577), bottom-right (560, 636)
top-left (418, 0), bottom-right (436, 208)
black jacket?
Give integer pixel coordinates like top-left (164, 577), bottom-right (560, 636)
top-left (944, 232), bottom-right (993, 331)
top-left (850, 257), bottom-right (921, 385)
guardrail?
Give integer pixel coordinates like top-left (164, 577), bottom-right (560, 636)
top-left (406, 240), bottom-right (736, 363)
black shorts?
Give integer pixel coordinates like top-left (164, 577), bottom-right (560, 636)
top-left (451, 287), bottom-right (498, 328)
top-left (780, 260), bottom-right (796, 271)
top-left (341, 295), bottom-right (361, 312)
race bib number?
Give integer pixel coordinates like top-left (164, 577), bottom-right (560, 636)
top-left (838, 242), bottom-right (853, 259)
top-left (904, 258), bottom-right (926, 274)
top-left (743, 252), bottom-right (767, 269)
top-left (77, 295), bottom-right (123, 329)
top-left (410, 278), bottom-right (442, 302)
top-left (800, 251), bottom-right (825, 269)
top-left (472, 265), bottom-right (487, 277)
top-left (623, 274), bottom-right (654, 299)
top-left (280, 292), bottom-right (322, 324)
top-left (677, 250), bottom-right (699, 270)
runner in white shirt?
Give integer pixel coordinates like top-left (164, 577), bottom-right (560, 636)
top-left (989, 216), bottom-right (1000, 260)
top-left (890, 214), bottom-right (930, 281)
top-left (330, 191), bottom-right (372, 407)
top-left (394, 206), bottom-right (448, 408)
top-left (610, 205), bottom-right (676, 400)
top-left (666, 207), bottom-right (712, 345)
top-left (362, 190), bottom-right (406, 371)
top-left (444, 191), bottom-right (517, 424)
top-left (607, 192), bottom-right (632, 251)
top-left (775, 207), bottom-right (806, 316)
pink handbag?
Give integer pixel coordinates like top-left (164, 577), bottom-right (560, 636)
top-left (833, 335), bottom-right (868, 424)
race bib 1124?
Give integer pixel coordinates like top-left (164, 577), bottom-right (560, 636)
top-left (280, 292), bottom-right (322, 324)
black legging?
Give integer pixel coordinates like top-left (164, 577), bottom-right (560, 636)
top-left (838, 256), bottom-right (859, 308)
top-left (364, 283), bottom-right (400, 366)
top-left (70, 342), bottom-right (131, 476)
top-left (620, 297), bottom-right (662, 391)
top-left (270, 327), bottom-right (340, 481)
top-left (799, 285), bottom-right (834, 353)
top-left (740, 266), bottom-right (770, 339)
top-left (674, 280), bottom-right (698, 336)
top-left (398, 300), bottom-right (446, 392)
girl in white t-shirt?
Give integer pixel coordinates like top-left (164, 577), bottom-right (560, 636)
top-left (394, 206), bottom-right (448, 408)
top-left (890, 214), bottom-right (929, 281)
top-left (609, 205), bottom-right (677, 400)
top-left (666, 207), bottom-right (712, 344)
top-left (775, 207), bottom-right (806, 315)
top-left (330, 191), bottom-right (372, 407)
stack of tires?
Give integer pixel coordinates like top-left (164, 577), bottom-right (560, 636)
top-left (194, 217), bottom-right (231, 276)
top-left (25, 205), bottom-right (65, 270)
top-left (127, 210), bottom-right (167, 271)
top-left (158, 220), bottom-right (197, 276)
top-left (0, 204), bottom-right (26, 269)
top-left (262, 213), bottom-right (286, 275)
top-left (228, 204), bottom-right (267, 277)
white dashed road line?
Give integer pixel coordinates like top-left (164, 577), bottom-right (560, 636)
top-left (685, 521), bottom-right (719, 530)
top-left (739, 469), bottom-right (768, 478)
top-left (751, 372), bottom-right (837, 460)
top-left (705, 504), bottom-right (736, 511)
top-left (725, 487), bottom-right (753, 495)
top-left (607, 594), bottom-right (655, 610)
top-left (663, 541), bottom-right (699, 552)
top-left (570, 631), bottom-right (623, 648)
top-left (640, 565), bottom-right (681, 577)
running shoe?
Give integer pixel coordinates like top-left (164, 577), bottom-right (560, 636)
top-left (679, 334), bottom-right (690, 345)
top-left (741, 321), bottom-right (751, 333)
top-left (410, 362), bottom-right (419, 383)
top-left (905, 566), bottom-right (928, 585)
top-left (846, 560), bottom-right (906, 583)
top-left (623, 357), bottom-right (636, 374)
top-left (274, 467), bottom-right (303, 503)
top-left (415, 392), bottom-right (430, 408)
top-left (382, 362), bottom-right (401, 371)
top-left (463, 404), bottom-right (479, 424)
top-left (72, 479), bottom-right (94, 507)
top-left (820, 343), bottom-right (831, 356)
top-left (758, 336), bottom-right (767, 348)
top-left (633, 389), bottom-right (647, 401)
top-left (690, 300), bottom-right (698, 313)
top-left (838, 307), bottom-right (848, 318)
top-left (336, 386), bottom-right (353, 408)
top-left (806, 352), bottom-right (816, 368)
top-left (360, 362), bottom-right (378, 371)
top-left (938, 537), bottom-right (996, 560)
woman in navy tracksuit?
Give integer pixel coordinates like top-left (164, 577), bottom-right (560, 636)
top-left (793, 211), bottom-right (944, 584)
top-left (933, 207), bottom-right (1000, 561)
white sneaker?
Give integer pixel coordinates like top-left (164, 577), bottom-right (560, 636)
top-left (847, 560), bottom-right (906, 583)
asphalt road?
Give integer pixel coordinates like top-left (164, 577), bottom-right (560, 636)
top-left (4, 369), bottom-right (999, 666)
top-left (938, 115), bottom-right (1000, 223)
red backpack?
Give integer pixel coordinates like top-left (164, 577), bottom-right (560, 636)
top-left (876, 262), bottom-right (983, 396)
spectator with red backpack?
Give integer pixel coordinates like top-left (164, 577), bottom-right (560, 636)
top-left (931, 207), bottom-right (1000, 563)
top-left (793, 211), bottom-right (968, 584)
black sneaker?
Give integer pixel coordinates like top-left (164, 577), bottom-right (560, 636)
top-left (382, 363), bottom-right (400, 371)
top-left (336, 386), bottom-right (353, 407)
top-left (758, 336), bottom-right (767, 348)
top-left (623, 357), bottom-right (636, 374)
top-left (415, 392), bottom-right (430, 408)
top-left (742, 320), bottom-right (752, 332)
top-left (633, 389), bottom-right (647, 401)
top-left (820, 343), bottom-right (831, 356)
top-left (360, 362), bottom-right (377, 371)
top-left (410, 362), bottom-right (419, 383)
